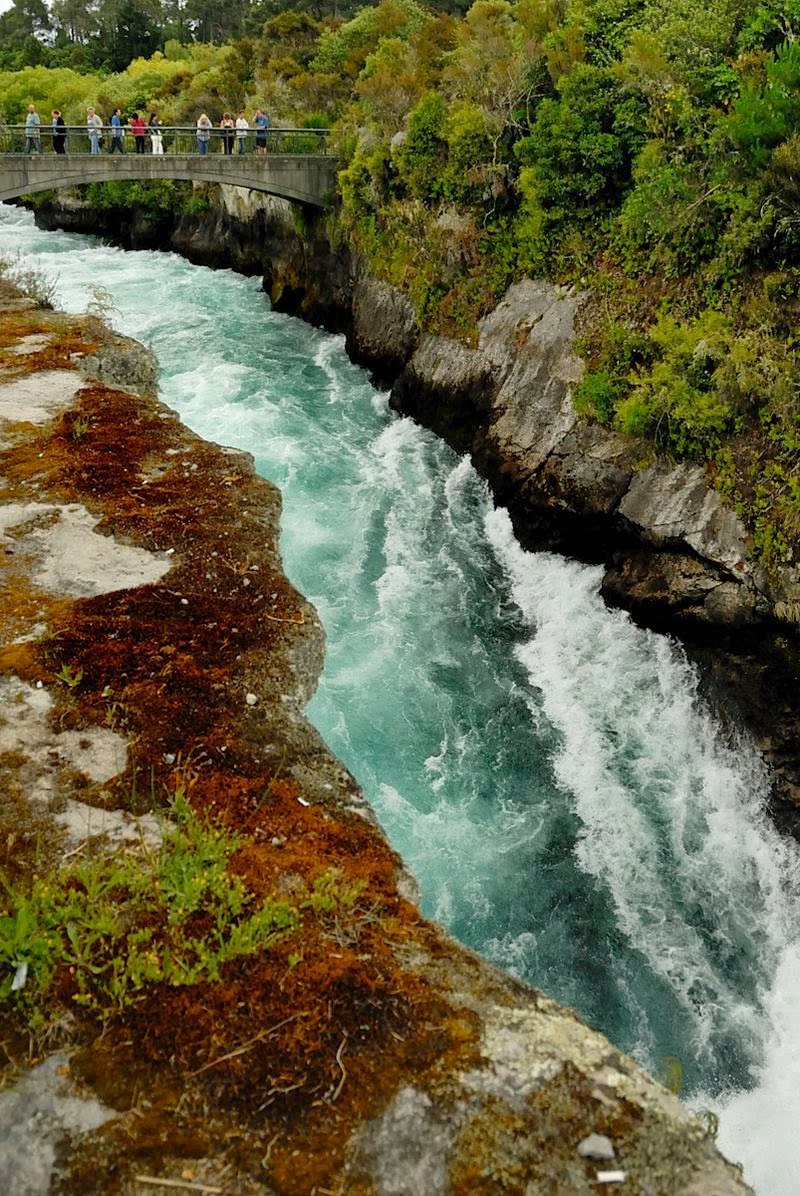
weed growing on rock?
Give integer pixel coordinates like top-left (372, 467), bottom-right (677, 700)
top-left (0, 793), bottom-right (299, 1026)
top-left (55, 662), bottom-right (83, 689)
top-left (0, 253), bottom-right (58, 309)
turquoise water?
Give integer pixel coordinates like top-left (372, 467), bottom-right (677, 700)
top-left (3, 205), bottom-right (799, 1192)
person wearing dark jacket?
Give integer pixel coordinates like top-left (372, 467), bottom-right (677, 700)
top-left (51, 110), bottom-right (66, 154)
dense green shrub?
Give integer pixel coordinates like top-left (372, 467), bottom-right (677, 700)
top-left (395, 90), bottom-right (447, 200)
top-left (515, 65), bottom-right (646, 220)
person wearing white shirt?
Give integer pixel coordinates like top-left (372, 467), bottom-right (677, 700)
top-left (86, 107), bottom-right (103, 154)
top-left (235, 111), bottom-right (249, 155)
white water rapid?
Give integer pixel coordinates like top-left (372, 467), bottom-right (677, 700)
top-left (2, 204), bottom-right (798, 1193)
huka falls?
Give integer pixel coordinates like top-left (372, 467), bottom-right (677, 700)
top-left (1, 4), bottom-right (800, 1195)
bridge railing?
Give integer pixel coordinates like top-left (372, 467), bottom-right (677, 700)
top-left (1, 125), bottom-right (330, 156)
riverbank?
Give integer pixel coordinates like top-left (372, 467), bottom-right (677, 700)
top-left (0, 278), bottom-right (753, 1193)
top-left (25, 187), bottom-right (800, 830)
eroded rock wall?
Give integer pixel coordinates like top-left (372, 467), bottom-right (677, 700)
top-left (27, 188), bottom-right (800, 820)
top-left (0, 285), bottom-right (753, 1194)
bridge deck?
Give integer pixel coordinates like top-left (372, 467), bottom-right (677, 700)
top-left (0, 152), bottom-right (338, 207)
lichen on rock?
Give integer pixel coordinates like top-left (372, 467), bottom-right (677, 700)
top-left (0, 283), bottom-right (752, 1194)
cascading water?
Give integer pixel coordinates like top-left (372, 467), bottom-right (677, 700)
top-left (2, 204), bottom-right (798, 1193)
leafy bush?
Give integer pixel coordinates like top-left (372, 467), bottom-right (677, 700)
top-left (395, 89), bottom-right (447, 201)
top-left (726, 40), bottom-right (800, 169)
top-left (311, 0), bottom-right (429, 78)
top-left (515, 64), bottom-right (646, 221)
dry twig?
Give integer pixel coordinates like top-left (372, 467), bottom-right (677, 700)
top-left (187, 1013), bottom-right (302, 1077)
top-left (134, 1177), bottom-right (222, 1194)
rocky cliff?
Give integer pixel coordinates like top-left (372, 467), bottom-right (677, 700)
top-left (0, 284), bottom-right (753, 1194)
top-left (28, 186), bottom-right (800, 826)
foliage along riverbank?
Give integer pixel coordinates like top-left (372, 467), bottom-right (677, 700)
top-left (5, 0), bottom-right (800, 575)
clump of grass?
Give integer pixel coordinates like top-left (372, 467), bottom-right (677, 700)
top-left (0, 793), bottom-right (298, 1028)
top-left (0, 253), bottom-right (59, 309)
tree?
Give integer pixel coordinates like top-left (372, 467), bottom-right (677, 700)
top-left (0, 0), bottom-right (51, 47)
top-left (109, 0), bottom-right (162, 71)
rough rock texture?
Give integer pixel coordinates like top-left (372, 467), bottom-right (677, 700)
top-left (0, 291), bottom-right (752, 1194)
top-left (27, 191), bottom-right (800, 818)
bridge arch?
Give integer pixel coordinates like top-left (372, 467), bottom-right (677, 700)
top-left (0, 153), bottom-right (337, 208)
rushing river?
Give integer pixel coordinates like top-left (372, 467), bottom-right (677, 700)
top-left (3, 204), bottom-right (799, 1192)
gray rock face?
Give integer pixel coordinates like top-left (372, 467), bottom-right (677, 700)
top-left (350, 276), bottom-right (419, 384)
top-left (619, 463), bottom-right (749, 573)
top-left (77, 330), bottom-right (159, 392)
top-left (0, 1055), bottom-right (115, 1196)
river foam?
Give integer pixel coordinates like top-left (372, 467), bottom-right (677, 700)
top-left (3, 202), bottom-right (798, 1192)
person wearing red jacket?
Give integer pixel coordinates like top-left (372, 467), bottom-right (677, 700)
top-left (129, 112), bottom-right (147, 154)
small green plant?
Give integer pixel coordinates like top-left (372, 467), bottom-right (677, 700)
top-left (71, 416), bottom-right (90, 440)
top-left (303, 869), bottom-right (367, 915)
top-left (55, 662), bottom-right (83, 689)
top-left (302, 869), bottom-right (375, 947)
top-left (658, 1055), bottom-right (683, 1094)
top-left (0, 794), bottom-right (298, 1024)
top-left (695, 1108), bottom-right (720, 1140)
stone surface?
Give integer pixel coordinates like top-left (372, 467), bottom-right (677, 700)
top-left (0, 1054), bottom-right (116, 1196)
top-left (0, 282), bottom-right (752, 1194)
top-left (578, 1133), bottom-right (616, 1160)
top-left (349, 276), bottom-right (419, 385)
top-left (619, 462), bottom-right (750, 574)
top-left (0, 368), bottom-right (84, 424)
top-left (2, 500), bottom-right (172, 597)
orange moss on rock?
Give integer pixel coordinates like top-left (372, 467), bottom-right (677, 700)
top-left (0, 291), bottom-right (480, 1193)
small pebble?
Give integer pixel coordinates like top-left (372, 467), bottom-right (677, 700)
top-left (180, 598), bottom-right (188, 606)
top-left (245, 692), bottom-right (258, 706)
top-left (596, 1171), bottom-right (626, 1185)
top-left (578, 1134), bottom-right (615, 1161)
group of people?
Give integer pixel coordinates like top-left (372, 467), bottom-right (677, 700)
top-left (194, 109), bottom-right (270, 155)
top-left (23, 103), bottom-right (272, 155)
top-left (96, 108), bottom-right (162, 155)
top-left (24, 103), bottom-right (65, 153)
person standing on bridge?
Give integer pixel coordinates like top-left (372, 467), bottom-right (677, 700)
top-left (196, 113), bottom-right (212, 155)
top-left (86, 107), bottom-right (103, 154)
top-left (25, 104), bottom-right (41, 153)
top-left (51, 110), bottom-right (66, 155)
top-left (148, 113), bottom-right (163, 155)
top-left (109, 108), bottom-right (124, 154)
top-left (235, 110), bottom-right (249, 154)
top-left (254, 109), bottom-right (269, 154)
top-left (129, 112), bottom-right (147, 154)
top-left (220, 113), bottom-right (234, 155)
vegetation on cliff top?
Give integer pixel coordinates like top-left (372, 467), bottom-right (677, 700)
top-left (4, 0), bottom-right (800, 561)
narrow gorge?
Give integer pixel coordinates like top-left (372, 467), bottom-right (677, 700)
top-left (1, 189), bottom-right (798, 1195)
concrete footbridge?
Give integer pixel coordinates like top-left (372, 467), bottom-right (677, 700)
top-left (0, 125), bottom-right (338, 208)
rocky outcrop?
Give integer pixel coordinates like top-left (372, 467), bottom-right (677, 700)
top-left (0, 286), bottom-right (753, 1194)
top-left (29, 188), bottom-right (798, 630)
top-left (27, 188), bottom-right (800, 819)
